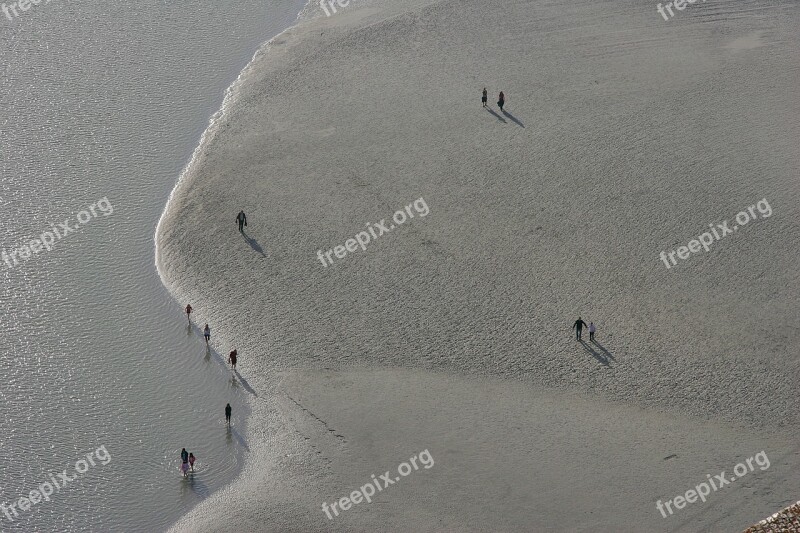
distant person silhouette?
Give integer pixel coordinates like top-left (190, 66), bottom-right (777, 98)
top-left (185, 304), bottom-right (192, 322)
top-left (572, 317), bottom-right (588, 341)
top-left (225, 403), bottom-right (232, 424)
top-left (181, 447), bottom-right (188, 464)
top-left (497, 91), bottom-right (505, 111)
top-left (203, 324), bottom-right (211, 344)
top-left (229, 349), bottom-right (237, 371)
top-left (236, 210), bottom-right (247, 233)
top-left (589, 322), bottom-right (596, 341)
top-left (188, 453), bottom-right (196, 472)
top-left (482, 88), bottom-right (488, 107)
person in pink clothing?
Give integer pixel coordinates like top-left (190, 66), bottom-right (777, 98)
top-left (188, 453), bottom-right (196, 472)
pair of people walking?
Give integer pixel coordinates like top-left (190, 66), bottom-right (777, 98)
top-left (184, 304), bottom-right (211, 345)
top-left (184, 305), bottom-right (212, 346)
top-left (191, 313), bottom-right (236, 368)
top-left (572, 317), bottom-right (597, 341)
top-left (180, 448), bottom-right (196, 477)
top-left (201, 323), bottom-right (239, 370)
top-left (481, 88), bottom-right (505, 111)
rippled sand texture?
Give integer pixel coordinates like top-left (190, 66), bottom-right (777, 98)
top-left (158, 0), bottom-right (800, 530)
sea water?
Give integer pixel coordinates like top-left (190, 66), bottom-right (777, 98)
top-left (0, 0), bottom-right (306, 530)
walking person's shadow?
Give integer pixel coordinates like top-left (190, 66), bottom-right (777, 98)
top-left (226, 424), bottom-right (250, 451)
top-left (591, 340), bottom-right (615, 361)
top-left (486, 107), bottom-right (507, 123)
top-left (241, 230), bottom-right (266, 257)
top-left (233, 369), bottom-right (257, 396)
top-left (579, 339), bottom-right (611, 366)
top-left (502, 109), bottom-right (525, 128)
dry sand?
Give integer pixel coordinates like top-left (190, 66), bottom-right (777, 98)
top-left (156, 0), bottom-right (800, 530)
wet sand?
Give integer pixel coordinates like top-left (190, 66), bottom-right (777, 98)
top-left (157, 0), bottom-right (800, 529)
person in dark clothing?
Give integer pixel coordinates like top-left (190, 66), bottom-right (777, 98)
top-left (236, 210), bottom-right (247, 232)
top-left (181, 448), bottom-right (189, 464)
top-left (185, 303), bottom-right (192, 323)
top-left (229, 349), bottom-right (238, 371)
top-left (482, 88), bottom-right (488, 107)
top-left (497, 91), bottom-right (505, 111)
top-left (203, 324), bottom-right (211, 344)
top-left (225, 403), bottom-right (232, 424)
top-left (572, 317), bottom-right (588, 341)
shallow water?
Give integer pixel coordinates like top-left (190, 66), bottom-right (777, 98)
top-left (0, 0), bottom-right (306, 530)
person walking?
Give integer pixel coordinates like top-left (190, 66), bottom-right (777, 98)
top-left (185, 304), bottom-right (192, 322)
top-left (180, 448), bottom-right (190, 477)
top-left (188, 453), bottom-right (196, 472)
top-left (229, 349), bottom-right (238, 371)
top-left (481, 88), bottom-right (488, 107)
top-left (203, 324), bottom-right (211, 344)
top-left (572, 317), bottom-right (588, 341)
top-left (236, 210), bottom-right (247, 233)
top-left (589, 322), bottom-right (596, 342)
top-left (225, 403), bottom-right (232, 424)
top-left (497, 91), bottom-right (505, 111)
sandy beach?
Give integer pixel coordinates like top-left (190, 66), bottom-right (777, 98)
top-left (156, 0), bottom-right (800, 530)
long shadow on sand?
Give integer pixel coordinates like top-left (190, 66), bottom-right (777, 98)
top-left (579, 340), bottom-right (612, 366)
top-left (231, 370), bottom-right (257, 397)
top-left (186, 322), bottom-right (206, 338)
top-left (502, 109), bottom-right (525, 128)
top-left (226, 424), bottom-right (250, 451)
top-left (591, 340), bottom-right (615, 361)
top-left (486, 107), bottom-right (507, 123)
top-left (242, 231), bottom-right (266, 257)
top-left (204, 344), bottom-right (230, 371)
